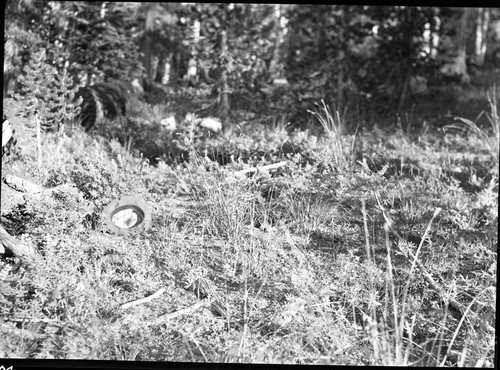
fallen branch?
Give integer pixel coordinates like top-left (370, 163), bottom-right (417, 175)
top-left (0, 224), bottom-right (40, 263)
top-left (1, 175), bottom-right (61, 262)
top-left (3, 174), bottom-right (43, 194)
top-left (232, 161), bottom-right (288, 178)
top-left (146, 300), bottom-right (211, 325)
top-left (120, 287), bottom-right (166, 310)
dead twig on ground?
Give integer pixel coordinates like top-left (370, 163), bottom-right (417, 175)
top-left (120, 287), bottom-right (166, 310)
top-left (146, 300), bottom-right (211, 326)
top-left (0, 224), bottom-right (41, 264)
top-left (231, 161), bottom-right (288, 179)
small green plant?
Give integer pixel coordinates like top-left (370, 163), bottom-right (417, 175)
top-left (14, 48), bottom-right (82, 167)
top-left (15, 48), bottom-right (82, 133)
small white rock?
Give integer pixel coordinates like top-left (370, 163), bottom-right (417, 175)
top-left (199, 117), bottom-right (222, 133)
top-left (160, 116), bottom-right (177, 131)
top-left (131, 78), bottom-right (144, 95)
top-left (272, 78), bottom-right (289, 86)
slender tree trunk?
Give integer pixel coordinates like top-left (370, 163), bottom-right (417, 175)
top-left (430, 9), bottom-right (440, 59)
top-left (184, 19), bottom-right (201, 84)
top-left (397, 69), bottom-right (411, 111)
top-left (219, 29), bottom-right (229, 121)
top-left (143, 35), bottom-right (152, 81)
top-left (475, 8), bottom-right (490, 66)
top-left (155, 53), bottom-right (166, 83)
top-left (456, 8), bottom-right (471, 83)
top-left (269, 4), bottom-right (283, 79)
top-left (218, 4), bottom-right (230, 122)
top-left (142, 4), bottom-right (158, 82)
top-left (163, 52), bottom-right (173, 85)
top-left (397, 7), bottom-right (414, 110)
top-left (336, 10), bottom-right (345, 112)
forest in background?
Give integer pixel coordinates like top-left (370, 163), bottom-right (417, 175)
top-left (4, 3), bottom-right (500, 131)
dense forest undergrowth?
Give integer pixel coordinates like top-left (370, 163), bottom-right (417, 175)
top-left (1, 74), bottom-right (498, 365)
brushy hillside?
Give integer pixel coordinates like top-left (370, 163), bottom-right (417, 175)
top-left (0, 88), bottom-right (497, 366)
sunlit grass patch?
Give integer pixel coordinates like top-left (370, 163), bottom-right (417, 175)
top-left (1, 91), bottom-right (497, 365)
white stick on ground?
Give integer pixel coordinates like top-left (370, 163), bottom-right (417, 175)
top-left (232, 161), bottom-right (288, 178)
top-left (120, 287), bottom-right (166, 310)
top-left (145, 300), bottom-right (211, 326)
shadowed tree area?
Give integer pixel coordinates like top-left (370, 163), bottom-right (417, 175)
top-left (4, 3), bottom-right (500, 134)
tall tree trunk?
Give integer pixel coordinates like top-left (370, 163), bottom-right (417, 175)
top-left (475, 8), bottom-right (490, 66)
top-left (439, 8), bottom-right (471, 83)
top-left (430, 9), bottom-right (440, 59)
top-left (184, 19), bottom-right (201, 84)
top-left (163, 52), bottom-right (173, 85)
top-left (269, 4), bottom-right (283, 79)
top-left (142, 37), bottom-right (153, 81)
top-left (397, 7), bottom-right (414, 110)
top-left (336, 7), bottom-right (346, 112)
top-left (142, 3), bottom-right (158, 82)
top-left (219, 30), bottom-right (229, 121)
top-left (155, 53), bottom-right (166, 83)
top-left (456, 8), bottom-right (471, 83)
top-left (218, 5), bottom-right (230, 122)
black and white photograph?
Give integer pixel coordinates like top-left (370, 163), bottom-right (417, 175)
top-left (1, 2), bottom-right (498, 367)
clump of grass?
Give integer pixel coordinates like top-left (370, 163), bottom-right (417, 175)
top-left (450, 86), bottom-right (499, 166)
top-left (308, 100), bottom-right (347, 166)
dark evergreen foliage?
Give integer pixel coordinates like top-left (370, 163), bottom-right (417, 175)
top-left (75, 82), bottom-right (130, 131)
top-left (75, 87), bottom-right (99, 131)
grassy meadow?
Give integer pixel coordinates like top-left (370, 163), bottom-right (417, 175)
top-left (0, 83), bottom-right (498, 366)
